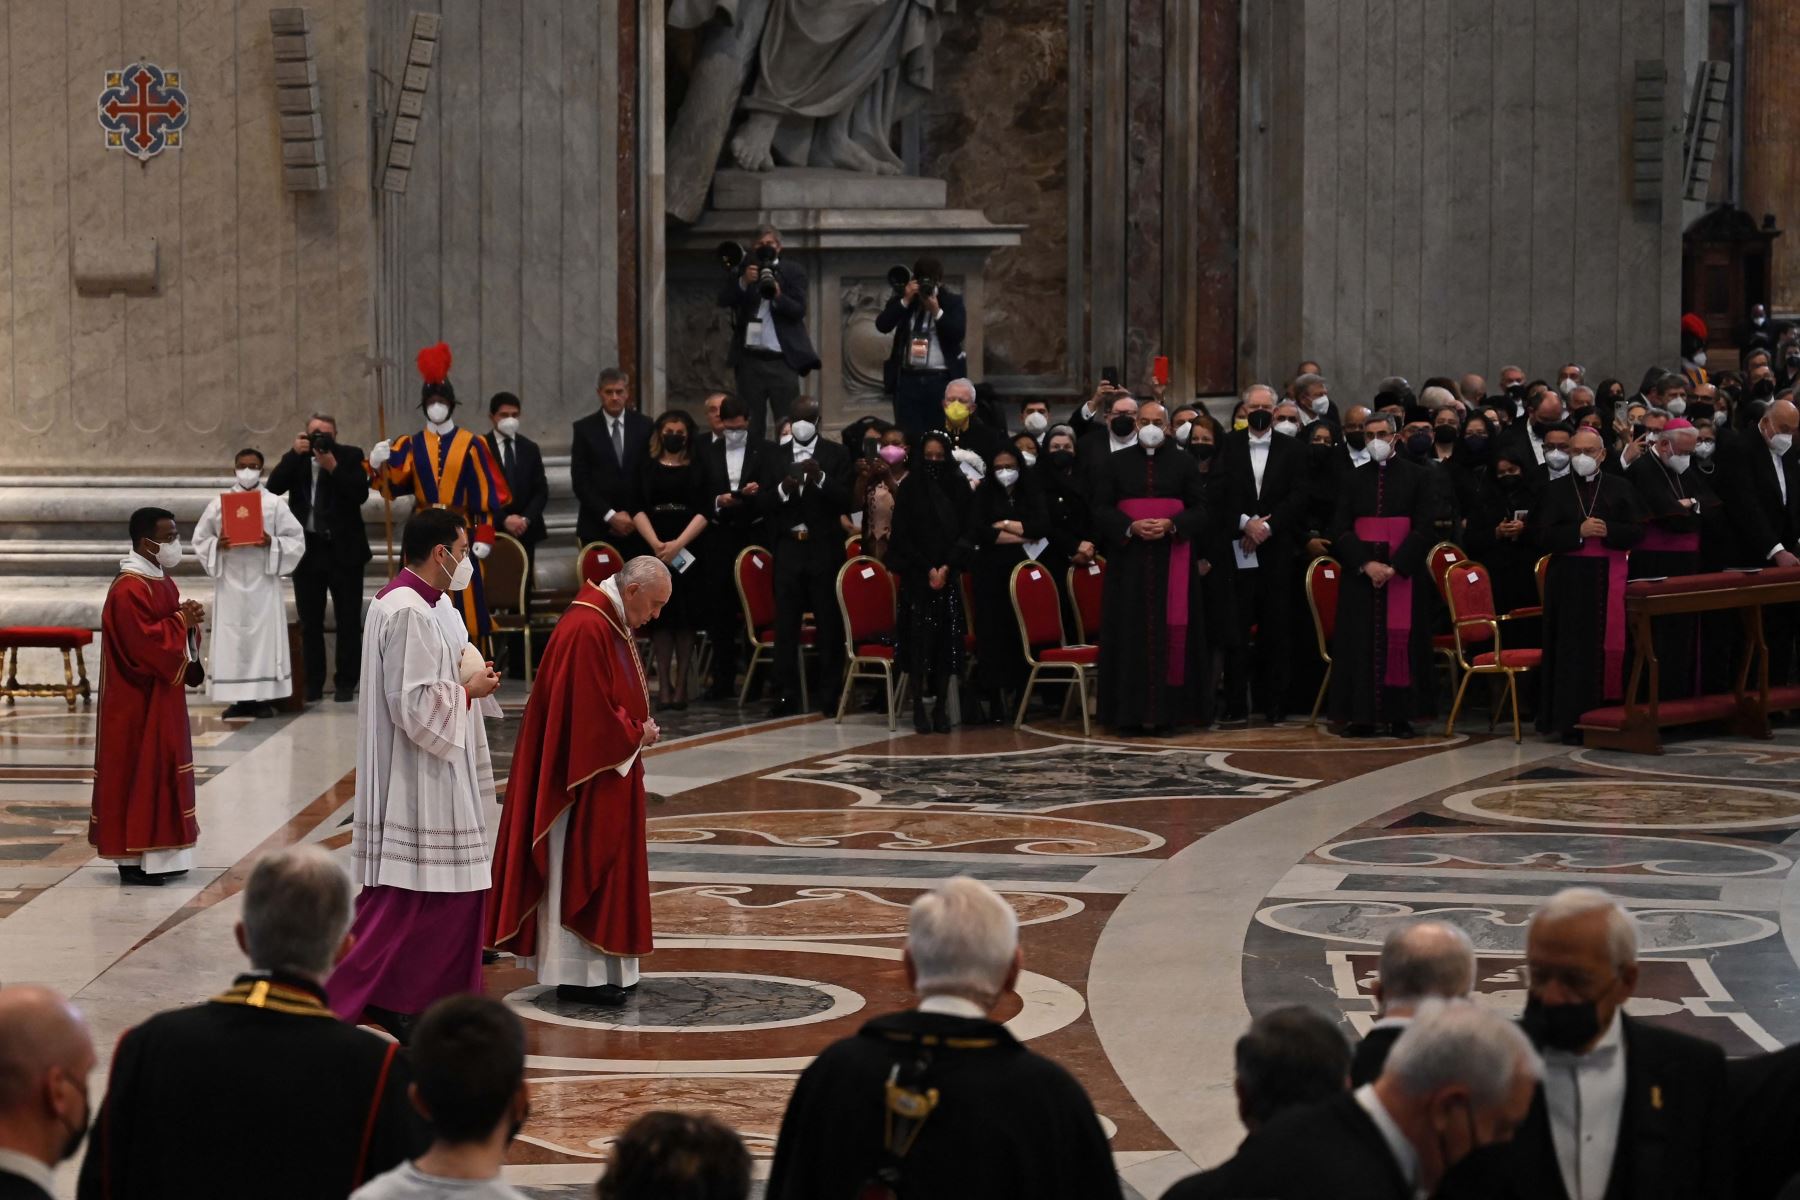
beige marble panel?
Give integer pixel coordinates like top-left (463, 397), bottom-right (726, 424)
top-left (0, 2), bottom-right (10, 423)
top-left (559, 0), bottom-right (604, 422)
top-left (520, 1), bottom-right (563, 414)
top-left (436, 0), bottom-right (483, 392)
top-left (325, 0), bottom-right (374, 429)
top-left (478, 2), bottom-right (523, 402)
top-left (121, 0), bottom-right (185, 439)
top-left (177, 0), bottom-right (241, 445)
top-left (8, 1), bottom-right (74, 441)
top-left (66, 0), bottom-right (130, 441)
top-left (400, 1), bottom-right (445, 370)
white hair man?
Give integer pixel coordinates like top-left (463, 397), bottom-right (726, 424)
top-left (79, 846), bottom-right (427, 1196)
top-left (765, 878), bottom-right (1122, 1199)
top-left (1172, 999), bottom-right (1539, 1199)
top-left (1351, 920), bottom-right (1476, 1085)
top-left (0, 985), bottom-right (95, 1197)
top-left (1504, 887), bottom-right (1731, 1200)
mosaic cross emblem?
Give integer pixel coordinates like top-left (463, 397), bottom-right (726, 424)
top-left (98, 64), bottom-right (188, 160)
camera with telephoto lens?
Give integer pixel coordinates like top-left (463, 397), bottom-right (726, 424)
top-left (754, 243), bottom-right (780, 300)
top-left (307, 429), bottom-right (336, 455)
top-left (715, 240), bottom-right (746, 273)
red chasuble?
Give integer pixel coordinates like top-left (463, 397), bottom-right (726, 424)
top-left (89, 571), bottom-right (198, 858)
top-left (486, 584), bottom-right (653, 959)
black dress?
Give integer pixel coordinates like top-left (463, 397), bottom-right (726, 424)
top-left (1037, 459), bottom-right (1094, 635)
top-left (635, 456), bottom-right (711, 631)
top-left (964, 477), bottom-right (1050, 695)
top-left (887, 465), bottom-right (971, 686)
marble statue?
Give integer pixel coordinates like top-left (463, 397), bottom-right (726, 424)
top-left (666, 0), bottom-right (952, 222)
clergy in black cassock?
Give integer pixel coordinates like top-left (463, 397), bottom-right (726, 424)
top-left (1531, 428), bottom-right (1645, 739)
top-left (1326, 418), bottom-right (1446, 735)
top-left (1092, 404), bottom-right (1208, 733)
top-left (1626, 421), bottom-right (1719, 699)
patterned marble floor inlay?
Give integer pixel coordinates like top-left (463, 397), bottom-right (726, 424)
top-left (516, 973), bottom-right (860, 1032)
top-left (1442, 780), bottom-right (1800, 829)
top-left (649, 808), bottom-right (1164, 856)
top-left (1315, 832), bottom-right (1791, 876)
top-left (651, 884), bottom-right (1082, 939)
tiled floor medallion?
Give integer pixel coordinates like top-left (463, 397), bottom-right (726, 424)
top-left (510, 973), bottom-right (863, 1034)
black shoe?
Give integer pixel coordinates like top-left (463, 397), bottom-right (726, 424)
top-left (1219, 708), bottom-right (1250, 728)
top-left (222, 701), bottom-right (255, 719)
top-left (1388, 721), bottom-right (1417, 738)
top-left (768, 699), bottom-right (798, 719)
top-left (482, 949), bottom-right (502, 965)
top-left (363, 1005), bottom-right (419, 1045)
top-left (555, 983), bottom-right (634, 1007)
top-left (117, 865), bottom-right (166, 887)
top-left (304, 688), bottom-right (324, 703)
top-left (1341, 723), bottom-right (1377, 739)
top-left (932, 704), bottom-right (951, 734)
top-left (333, 688), bottom-right (356, 703)
top-left (250, 702), bottom-right (276, 719)
top-left (912, 701), bottom-right (931, 734)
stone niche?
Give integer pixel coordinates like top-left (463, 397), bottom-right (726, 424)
top-left (666, 168), bottom-right (1022, 429)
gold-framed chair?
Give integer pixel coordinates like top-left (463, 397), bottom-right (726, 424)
top-left (1009, 560), bottom-right (1098, 736)
top-left (734, 546), bottom-right (815, 709)
top-left (1302, 556), bottom-right (1342, 726)
top-left (1443, 558), bottom-right (1543, 742)
top-left (834, 556), bottom-right (906, 731)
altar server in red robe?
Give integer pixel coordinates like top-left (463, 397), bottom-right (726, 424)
top-left (486, 556), bottom-right (672, 1007)
top-left (91, 508), bottom-right (205, 886)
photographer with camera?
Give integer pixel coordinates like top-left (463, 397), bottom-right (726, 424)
top-left (876, 256), bottom-right (968, 438)
top-left (267, 413), bottom-right (372, 703)
top-left (717, 225), bottom-right (821, 442)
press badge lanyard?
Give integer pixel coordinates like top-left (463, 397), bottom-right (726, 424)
top-left (908, 309), bottom-right (937, 371)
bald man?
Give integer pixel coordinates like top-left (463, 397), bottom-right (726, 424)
top-left (0, 985), bottom-right (95, 1198)
top-left (1351, 922), bottom-right (1475, 1086)
top-left (1531, 428), bottom-right (1646, 741)
top-left (1715, 398), bottom-right (1800, 683)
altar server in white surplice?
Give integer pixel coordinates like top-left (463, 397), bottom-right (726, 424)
top-left (325, 507), bottom-right (502, 1042)
top-left (192, 448), bottom-right (307, 719)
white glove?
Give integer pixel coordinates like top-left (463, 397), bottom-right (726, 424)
top-left (369, 440), bottom-right (392, 468)
top-left (953, 447), bottom-right (985, 485)
top-left (471, 541), bottom-right (491, 560)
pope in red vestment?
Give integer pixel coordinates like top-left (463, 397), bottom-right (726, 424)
top-left (486, 559), bottom-right (671, 1005)
top-left (91, 519), bottom-right (203, 884)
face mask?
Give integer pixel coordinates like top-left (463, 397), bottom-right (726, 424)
top-left (1434, 425), bottom-right (1459, 445)
top-left (155, 537), bottom-right (183, 569)
top-left (1695, 440), bottom-right (1716, 460)
top-left (1138, 424), bottom-right (1167, 450)
top-left (1020, 450), bottom-right (1037, 467)
top-left (1307, 442), bottom-right (1335, 465)
top-left (496, 416), bottom-right (520, 437)
top-left (944, 400), bottom-right (972, 426)
top-left (1754, 378), bottom-right (1777, 400)
top-left (1572, 452), bottom-right (1600, 478)
top-left (662, 432), bottom-right (687, 454)
top-left (1190, 442), bottom-right (1216, 462)
top-left (1109, 413), bottom-right (1137, 438)
top-left (443, 549), bottom-right (474, 592)
top-left (922, 458), bottom-right (946, 476)
top-left (1559, 377), bottom-right (1578, 395)
top-left (1023, 410), bottom-right (1049, 434)
top-left (1048, 449), bottom-right (1076, 470)
top-left (235, 468), bottom-right (261, 489)
top-left (1545, 449), bottom-right (1570, 471)
top-left (1366, 438), bottom-right (1393, 463)
top-left (1232, 418), bottom-right (1249, 432)
top-left (994, 467), bottom-right (1020, 488)
top-left (1665, 453), bottom-right (1691, 473)
top-left (724, 428), bottom-right (749, 450)
top-left (1692, 350), bottom-right (1708, 368)
top-left (1756, 316), bottom-right (1767, 326)
top-left (1273, 419), bottom-right (1300, 438)
top-left (1345, 431), bottom-right (1367, 451)
top-left (1405, 431), bottom-right (1434, 456)
top-left (1531, 421), bottom-right (1555, 440)
top-left (1174, 421), bottom-right (1193, 444)
top-left (1311, 394), bottom-right (1331, 415)
top-left (425, 401), bottom-right (452, 425)
top-left (1496, 473), bottom-right (1522, 491)
top-left (1521, 993), bottom-right (1602, 1053)
top-left (878, 444), bottom-right (907, 465)
top-left (790, 420), bottom-right (817, 445)
top-left (1245, 409), bottom-right (1274, 434)
top-left (1665, 397), bottom-right (1686, 416)
top-left (57, 1089), bottom-right (90, 1164)
top-left (1770, 431), bottom-right (1795, 456)
top-left (1505, 382), bottom-right (1525, 398)
top-left (1464, 434), bottom-right (1488, 455)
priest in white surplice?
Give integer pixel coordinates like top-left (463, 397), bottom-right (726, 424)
top-left (326, 507), bottom-right (502, 1042)
top-left (191, 449), bottom-right (306, 719)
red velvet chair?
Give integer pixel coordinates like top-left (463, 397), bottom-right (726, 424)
top-left (577, 540), bottom-right (623, 586)
top-left (1303, 556), bottom-right (1342, 726)
top-left (834, 556), bottom-right (905, 730)
top-left (1009, 560), bottom-right (1098, 735)
top-left (844, 534), bottom-right (864, 561)
top-left (1427, 540), bottom-right (1469, 688)
top-left (1067, 557), bottom-right (1105, 645)
top-left (735, 546), bottom-right (815, 709)
top-left (1444, 559), bottom-right (1542, 742)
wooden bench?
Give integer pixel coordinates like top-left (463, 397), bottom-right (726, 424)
top-left (0, 627), bottom-right (94, 711)
top-left (1578, 567), bottom-right (1800, 753)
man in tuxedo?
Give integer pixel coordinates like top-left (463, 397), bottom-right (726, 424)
top-left (876, 255), bottom-right (968, 437)
top-left (266, 412), bottom-right (371, 703)
top-left (486, 391), bottom-right (549, 678)
top-left (1353, 921), bottom-right (1475, 1086)
top-left (756, 397), bottom-right (851, 717)
top-left (719, 226), bottom-right (821, 441)
top-left (702, 396), bottom-right (771, 700)
top-left (1210, 383), bottom-right (1308, 724)
top-left (1074, 390), bottom-right (1140, 498)
top-left (1500, 389), bottom-right (1566, 468)
top-left (1170, 1000), bottom-right (1540, 1200)
top-left (697, 390), bottom-right (729, 452)
top-left (1476, 887), bottom-right (1732, 1200)
top-left (1715, 397), bottom-right (1800, 681)
top-left (570, 368), bottom-right (653, 553)
top-left (0, 986), bottom-right (94, 1200)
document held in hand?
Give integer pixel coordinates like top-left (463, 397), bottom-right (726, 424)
top-left (221, 490), bottom-right (263, 546)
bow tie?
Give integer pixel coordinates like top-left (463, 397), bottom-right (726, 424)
top-left (1545, 1041), bottom-right (1620, 1068)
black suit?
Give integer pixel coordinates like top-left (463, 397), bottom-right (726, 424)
top-left (77, 973), bottom-right (425, 1200)
top-left (702, 435), bottom-right (774, 695)
top-left (1209, 430), bottom-right (1309, 718)
top-left (1164, 1092), bottom-right (1411, 1200)
top-left (485, 430), bottom-right (548, 548)
top-left (876, 288), bottom-right (968, 435)
top-left (1462, 1017), bottom-right (1731, 1200)
top-left (266, 444), bottom-right (371, 697)
top-left (0, 1169), bottom-right (50, 1200)
top-left (1350, 1022), bottom-right (1405, 1087)
top-left (719, 260), bottom-right (821, 440)
top-left (1730, 1043), bottom-right (1800, 1200)
top-left (570, 407), bottom-right (654, 548)
top-left (757, 439), bottom-right (852, 710)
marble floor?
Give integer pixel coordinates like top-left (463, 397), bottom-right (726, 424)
top-left (7, 679), bottom-right (1800, 1199)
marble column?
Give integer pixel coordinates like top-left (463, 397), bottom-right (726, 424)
top-left (1743, 0), bottom-right (1800, 309)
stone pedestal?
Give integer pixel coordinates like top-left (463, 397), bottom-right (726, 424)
top-left (666, 169), bottom-right (1023, 429)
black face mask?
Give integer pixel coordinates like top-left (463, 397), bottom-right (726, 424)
top-left (1306, 442), bottom-right (1335, 466)
top-left (1496, 472), bottom-right (1521, 491)
top-left (1464, 434), bottom-right (1489, 455)
top-left (1245, 409), bottom-right (1274, 433)
top-left (1190, 442), bottom-right (1216, 462)
top-left (1047, 449), bottom-right (1076, 471)
top-left (1754, 377), bottom-right (1777, 400)
top-left (1689, 402), bottom-right (1715, 424)
top-left (1505, 382), bottom-right (1525, 398)
top-left (1109, 413), bottom-right (1137, 438)
top-left (1434, 425), bottom-right (1458, 445)
top-left (1520, 993), bottom-right (1602, 1053)
top-left (662, 433), bottom-right (687, 454)
top-left (1344, 431), bottom-right (1367, 451)
top-left (1405, 431), bottom-right (1434, 456)
top-left (922, 459), bottom-right (947, 477)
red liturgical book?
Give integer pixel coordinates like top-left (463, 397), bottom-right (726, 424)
top-left (221, 491), bottom-right (263, 545)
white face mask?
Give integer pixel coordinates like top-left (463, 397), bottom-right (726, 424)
top-left (1021, 451), bottom-right (1037, 467)
top-left (1692, 350), bottom-right (1708, 368)
top-left (425, 401), bottom-right (452, 425)
top-left (442, 548), bottom-right (474, 592)
top-left (1571, 453), bottom-right (1600, 478)
top-left (496, 416), bottom-right (520, 437)
top-left (1138, 424), bottom-right (1167, 450)
top-left (1366, 437), bottom-right (1393, 463)
top-left (1023, 411), bottom-right (1049, 434)
top-left (1769, 430), bottom-right (1795, 457)
top-left (1311, 394), bottom-right (1332, 415)
top-left (1666, 397), bottom-right (1686, 416)
top-left (1559, 377), bottom-right (1578, 395)
top-left (790, 420), bottom-right (817, 445)
top-left (235, 468), bottom-right (261, 489)
top-left (1273, 420), bottom-right (1300, 438)
top-left (724, 428), bottom-right (749, 450)
top-left (1695, 440), bottom-right (1716, 460)
top-left (1665, 453), bottom-right (1691, 474)
top-left (1174, 421), bottom-right (1193, 444)
top-left (1545, 448), bottom-right (1571, 471)
top-left (994, 467), bottom-right (1020, 488)
top-left (155, 537), bottom-right (183, 569)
